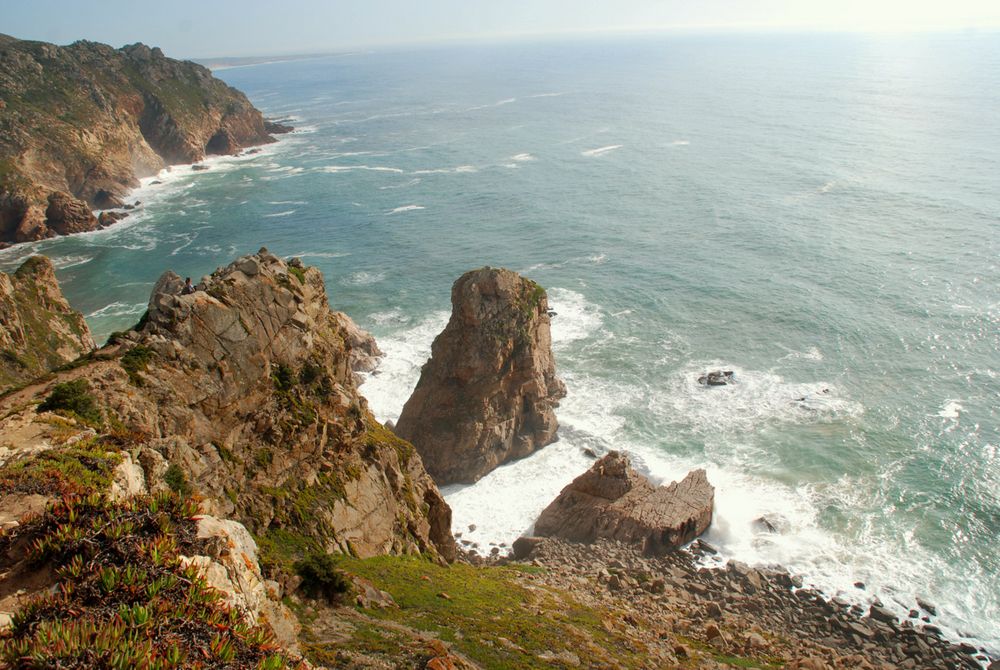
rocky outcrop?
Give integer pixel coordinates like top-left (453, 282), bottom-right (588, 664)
top-left (0, 249), bottom-right (455, 565)
top-left (0, 255), bottom-right (94, 390)
top-left (395, 267), bottom-right (566, 485)
top-left (532, 451), bottom-right (714, 555)
top-left (0, 34), bottom-right (283, 245)
top-left (105, 249), bottom-right (454, 561)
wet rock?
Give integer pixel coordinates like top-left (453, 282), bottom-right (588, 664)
top-left (698, 370), bottom-right (734, 386)
top-left (916, 597), bottom-right (937, 616)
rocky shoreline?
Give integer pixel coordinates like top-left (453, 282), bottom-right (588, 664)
top-left (466, 537), bottom-right (995, 670)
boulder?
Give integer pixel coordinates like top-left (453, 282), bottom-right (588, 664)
top-left (533, 451), bottom-right (714, 555)
top-left (44, 192), bottom-right (98, 236)
top-left (395, 267), bottom-right (566, 485)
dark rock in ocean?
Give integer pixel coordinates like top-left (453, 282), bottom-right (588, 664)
top-left (264, 119), bottom-right (295, 134)
top-left (752, 514), bottom-right (790, 534)
top-left (97, 211), bottom-right (128, 227)
top-left (916, 597), bottom-right (937, 616)
top-left (191, 164), bottom-right (210, 171)
top-left (533, 451), bottom-right (714, 555)
top-left (582, 447), bottom-right (599, 459)
top-left (698, 370), bottom-right (734, 386)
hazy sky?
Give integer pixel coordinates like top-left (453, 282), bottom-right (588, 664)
top-left (3, 0), bottom-right (999, 58)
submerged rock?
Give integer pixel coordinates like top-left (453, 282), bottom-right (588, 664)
top-left (533, 451), bottom-right (714, 555)
top-left (395, 267), bottom-right (566, 485)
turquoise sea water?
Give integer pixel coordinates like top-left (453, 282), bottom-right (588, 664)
top-left (1, 33), bottom-right (997, 650)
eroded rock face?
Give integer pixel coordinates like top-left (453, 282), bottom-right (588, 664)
top-left (533, 451), bottom-right (714, 555)
top-left (395, 267), bottom-right (566, 485)
top-left (93, 249), bottom-right (455, 562)
top-left (0, 256), bottom-right (95, 390)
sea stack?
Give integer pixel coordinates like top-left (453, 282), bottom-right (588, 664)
top-left (531, 451), bottom-right (714, 555)
top-left (395, 267), bottom-right (566, 485)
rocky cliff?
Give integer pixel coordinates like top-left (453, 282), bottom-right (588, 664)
top-left (0, 34), bottom-right (288, 245)
top-left (0, 250), bottom-right (455, 565)
top-left (0, 255), bottom-right (94, 390)
top-left (395, 267), bottom-right (566, 485)
top-left (531, 451), bottom-right (715, 555)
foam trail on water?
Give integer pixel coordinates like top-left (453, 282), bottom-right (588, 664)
top-left (581, 144), bottom-right (622, 157)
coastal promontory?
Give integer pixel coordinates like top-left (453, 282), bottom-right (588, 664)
top-left (395, 267), bottom-right (567, 485)
top-left (0, 34), bottom-right (288, 245)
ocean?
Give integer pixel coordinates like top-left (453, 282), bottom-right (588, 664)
top-left (1, 32), bottom-right (997, 650)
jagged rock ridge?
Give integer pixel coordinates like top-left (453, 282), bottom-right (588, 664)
top-left (532, 451), bottom-right (714, 555)
top-left (0, 33), bottom-right (290, 245)
top-left (395, 267), bottom-right (566, 485)
top-left (0, 256), bottom-right (94, 390)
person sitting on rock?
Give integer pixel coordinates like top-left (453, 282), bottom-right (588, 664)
top-left (181, 277), bottom-right (196, 295)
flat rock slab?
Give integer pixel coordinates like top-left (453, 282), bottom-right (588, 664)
top-left (533, 451), bottom-right (714, 555)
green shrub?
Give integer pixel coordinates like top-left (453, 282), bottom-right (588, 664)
top-left (295, 552), bottom-right (352, 603)
top-left (0, 492), bottom-right (298, 668)
top-left (287, 265), bottom-right (306, 284)
top-left (37, 379), bottom-right (102, 425)
top-left (163, 463), bottom-right (191, 496)
top-left (120, 345), bottom-right (154, 385)
top-left (272, 363), bottom-right (295, 392)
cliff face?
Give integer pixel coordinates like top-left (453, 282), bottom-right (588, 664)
top-left (395, 267), bottom-right (566, 485)
top-left (0, 34), bottom-right (285, 245)
top-left (0, 255), bottom-right (94, 390)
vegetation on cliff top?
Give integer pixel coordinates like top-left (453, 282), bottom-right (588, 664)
top-left (0, 492), bottom-right (301, 669)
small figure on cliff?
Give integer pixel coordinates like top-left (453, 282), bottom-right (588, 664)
top-left (181, 277), bottom-right (196, 295)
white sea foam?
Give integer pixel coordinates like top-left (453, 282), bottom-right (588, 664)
top-left (528, 92), bottom-right (566, 98)
top-left (263, 210), bottom-right (297, 218)
top-left (291, 250), bottom-right (351, 259)
top-left (86, 301), bottom-right (147, 319)
top-left (671, 140), bottom-right (691, 146)
top-left (343, 271), bottom-right (386, 286)
top-left (358, 310), bottom-right (450, 424)
top-left (547, 287), bottom-right (604, 347)
top-left (268, 201), bottom-right (307, 205)
top-left (581, 144), bottom-right (622, 157)
top-left (51, 255), bottom-right (95, 269)
top-left (320, 165), bottom-right (405, 174)
top-left (379, 178), bottom-right (422, 190)
top-left (387, 205), bottom-right (425, 214)
top-left (412, 165), bottom-right (478, 175)
top-left (938, 401), bottom-right (963, 419)
top-left (510, 153), bottom-right (535, 162)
